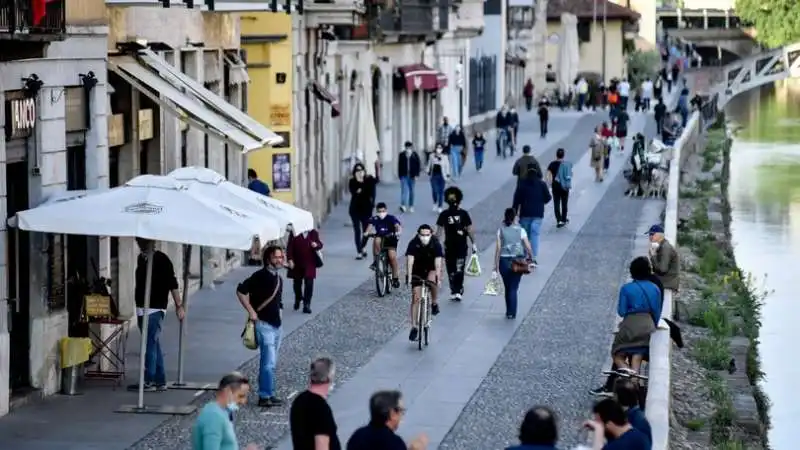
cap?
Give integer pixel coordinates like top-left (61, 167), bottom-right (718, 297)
top-left (645, 224), bottom-right (664, 235)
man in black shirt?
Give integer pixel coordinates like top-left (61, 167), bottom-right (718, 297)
top-left (654, 98), bottom-right (667, 135)
top-left (436, 187), bottom-right (476, 302)
top-left (236, 245), bottom-right (285, 407)
top-left (614, 109), bottom-right (630, 152)
top-left (290, 357), bottom-right (341, 450)
top-left (128, 238), bottom-right (183, 392)
top-left (405, 225), bottom-right (444, 342)
top-left (347, 391), bottom-right (427, 450)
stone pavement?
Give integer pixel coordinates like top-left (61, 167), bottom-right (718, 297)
top-left (0, 107), bottom-right (661, 450)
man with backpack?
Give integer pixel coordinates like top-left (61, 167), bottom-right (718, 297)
top-left (546, 148), bottom-right (572, 228)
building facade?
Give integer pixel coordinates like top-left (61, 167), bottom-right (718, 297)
top-left (469, 0), bottom-right (505, 119)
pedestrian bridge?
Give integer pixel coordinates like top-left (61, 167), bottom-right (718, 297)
top-left (714, 42), bottom-right (800, 108)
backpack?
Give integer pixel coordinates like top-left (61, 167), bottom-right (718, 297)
top-left (556, 161), bottom-right (573, 190)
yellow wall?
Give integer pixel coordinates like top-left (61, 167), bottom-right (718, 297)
top-left (241, 13), bottom-right (295, 204)
top-left (546, 20), bottom-right (627, 83)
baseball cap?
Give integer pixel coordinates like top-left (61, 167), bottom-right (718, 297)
top-left (645, 224), bottom-right (664, 236)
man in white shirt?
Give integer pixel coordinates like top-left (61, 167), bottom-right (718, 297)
top-left (576, 77), bottom-right (589, 111)
top-left (617, 78), bottom-right (631, 111)
top-left (640, 78), bottom-right (654, 112)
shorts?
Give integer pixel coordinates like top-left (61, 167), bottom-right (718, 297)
top-left (410, 270), bottom-right (437, 287)
top-left (377, 235), bottom-right (398, 249)
top-left (616, 130), bottom-right (628, 139)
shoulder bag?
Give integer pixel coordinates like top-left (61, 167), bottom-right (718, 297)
top-left (241, 277), bottom-right (282, 350)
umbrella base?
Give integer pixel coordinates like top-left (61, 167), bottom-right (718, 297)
top-left (115, 404), bottom-right (197, 415)
top-left (168, 381), bottom-right (218, 391)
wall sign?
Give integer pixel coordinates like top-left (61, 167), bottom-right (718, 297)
top-left (5, 98), bottom-right (36, 140)
top-left (107, 114), bottom-right (125, 147)
top-left (138, 109), bottom-right (154, 141)
top-left (270, 104), bottom-right (291, 126)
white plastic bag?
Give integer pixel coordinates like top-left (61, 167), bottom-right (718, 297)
top-left (483, 271), bottom-right (501, 296)
top-left (465, 253), bottom-right (481, 277)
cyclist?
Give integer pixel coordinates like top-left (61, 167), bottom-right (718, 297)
top-left (363, 202), bottom-right (402, 288)
top-left (405, 224), bottom-right (444, 342)
top-left (435, 186), bottom-right (477, 302)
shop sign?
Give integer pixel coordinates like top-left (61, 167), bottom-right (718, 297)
top-left (270, 104), bottom-right (291, 126)
top-left (138, 109), bottom-right (154, 141)
top-left (5, 98), bottom-right (36, 140)
top-left (107, 114), bottom-right (125, 147)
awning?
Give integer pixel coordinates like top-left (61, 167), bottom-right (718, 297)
top-left (310, 81), bottom-right (341, 118)
top-left (109, 50), bottom-right (282, 152)
top-left (397, 64), bottom-right (447, 92)
top-left (224, 51), bottom-right (250, 86)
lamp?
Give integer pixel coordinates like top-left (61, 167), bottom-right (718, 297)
top-left (79, 72), bottom-right (98, 129)
top-left (22, 74), bottom-right (43, 98)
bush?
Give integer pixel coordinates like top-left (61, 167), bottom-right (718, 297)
top-left (626, 50), bottom-right (660, 87)
top-left (693, 337), bottom-right (732, 370)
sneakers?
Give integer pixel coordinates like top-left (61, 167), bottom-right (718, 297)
top-left (431, 303), bottom-right (440, 316)
top-left (432, 205), bottom-right (438, 212)
top-left (408, 327), bottom-right (419, 341)
top-left (409, 206), bottom-right (415, 213)
top-left (392, 278), bottom-right (400, 288)
top-left (400, 206), bottom-right (407, 213)
top-left (293, 300), bottom-right (301, 311)
top-left (127, 382), bottom-right (163, 392)
top-left (257, 397), bottom-right (284, 408)
top-left (356, 252), bottom-right (365, 260)
top-left (450, 293), bottom-right (462, 302)
top-left (590, 386), bottom-right (613, 397)
top-left (302, 305), bottom-right (312, 314)
top-left (556, 222), bottom-right (565, 228)
top-left (437, 207), bottom-right (443, 213)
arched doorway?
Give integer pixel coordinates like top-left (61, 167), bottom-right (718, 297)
top-left (372, 67), bottom-right (382, 147)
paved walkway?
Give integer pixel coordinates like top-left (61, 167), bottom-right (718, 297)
top-left (0, 107), bottom-right (663, 450)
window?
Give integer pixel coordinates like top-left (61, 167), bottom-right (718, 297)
top-left (181, 129), bottom-right (188, 167)
top-left (577, 20), bottom-right (591, 43)
top-left (47, 235), bottom-right (66, 311)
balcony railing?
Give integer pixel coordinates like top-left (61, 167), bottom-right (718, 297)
top-left (377, 0), bottom-right (448, 36)
top-left (0, 0), bottom-right (66, 37)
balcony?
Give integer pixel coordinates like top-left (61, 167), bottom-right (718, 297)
top-left (453, 0), bottom-right (483, 37)
top-left (330, 0), bottom-right (449, 42)
top-left (304, 0), bottom-right (366, 28)
top-left (506, 5), bottom-right (533, 29)
top-left (0, 0), bottom-right (66, 40)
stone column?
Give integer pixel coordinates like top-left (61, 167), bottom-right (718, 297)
top-left (116, 89), bottom-right (141, 320)
top-left (159, 51), bottom-right (183, 278)
top-left (530, 0), bottom-right (548, 97)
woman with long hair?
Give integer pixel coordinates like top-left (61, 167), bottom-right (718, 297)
top-left (493, 208), bottom-right (533, 319)
top-left (348, 163), bottom-right (376, 260)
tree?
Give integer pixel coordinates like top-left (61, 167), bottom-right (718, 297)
top-left (736, 0), bottom-right (800, 48)
top-left (626, 50), bottom-right (660, 87)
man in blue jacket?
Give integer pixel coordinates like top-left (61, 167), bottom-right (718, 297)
top-left (397, 141), bottom-right (421, 213)
top-left (512, 165), bottom-right (551, 266)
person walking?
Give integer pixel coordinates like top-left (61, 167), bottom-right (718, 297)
top-left (397, 141), bottom-right (421, 213)
top-left (448, 125), bottom-right (467, 179)
top-left (641, 77), bottom-right (654, 111)
top-left (192, 372), bottom-right (258, 450)
top-left (236, 245), bottom-right (285, 408)
top-left (437, 116), bottom-right (453, 156)
top-left (546, 148), bottom-right (572, 228)
top-left (493, 208), bottom-right (534, 319)
top-left (289, 357), bottom-right (341, 450)
top-left (654, 97), bottom-right (667, 135)
top-left (509, 107), bottom-right (520, 143)
top-left (247, 168), bottom-right (271, 197)
top-left (576, 76), bottom-right (589, 111)
top-left (617, 78), bottom-right (631, 111)
top-left (523, 79), bottom-right (534, 111)
top-left (512, 145), bottom-right (542, 183)
top-left (653, 75), bottom-right (663, 102)
top-left (472, 131), bottom-right (486, 172)
top-left (346, 391), bottom-right (428, 450)
top-left (349, 163), bottom-right (376, 260)
top-left (590, 126), bottom-right (606, 182)
top-left (496, 105), bottom-right (511, 156)
top-left (436, 186), bottom-right (477, 302)
top-left (128, 238), bottom-right (183, 392)
top-left (614, 108), bottom-right (630, 153)
top-left (600, 121), bottom-right (614, 172)
top-left (427, 144), bottom-right (451, 213)
top-left (647, 224), bottom-right (679, 292)
top-left (286, 227), bottom-right (323, 314)
top-left (512, 167), bottom-right (550, 266)
top-left (537, 96), bottom-right (550, 138)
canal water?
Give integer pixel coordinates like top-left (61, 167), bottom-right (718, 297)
top-left (725, 80), bottom-right (800, 449)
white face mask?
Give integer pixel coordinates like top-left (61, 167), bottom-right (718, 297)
top-left (435, 148), bottom-right (443, 154)
top-left (650, 241), bottom-right (660, 250)
top-left (378, 212), bottom-right (388, 219)
top-left (419, 235), bottom-right (431, 245)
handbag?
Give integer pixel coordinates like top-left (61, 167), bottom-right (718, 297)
top-left (314, 249), bottom-right (324, 268)
top-left (511, 259), bottom-right (531, 274)
top-left (241, 277), bottom-right (282, 350)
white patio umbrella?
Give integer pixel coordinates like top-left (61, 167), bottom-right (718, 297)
top-left (557, 13), bottom-right (580, 97)
top-left (165, 166), bottom-right (314, 389)
top-left (14, 174), bottom-right (284, 414)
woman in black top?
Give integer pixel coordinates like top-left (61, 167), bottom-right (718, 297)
top-left (349, 163), bottom-right (376, 260)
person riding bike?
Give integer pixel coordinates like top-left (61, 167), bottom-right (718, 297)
top-left (405, 224), bottom-right (444, 342)
top-left (435, 186), bottom-right (477, 302)
top-left (363, 202), bottom-right (402, 288)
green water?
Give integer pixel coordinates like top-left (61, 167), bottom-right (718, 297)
top-left (725, 80), bottom-right (800, 450)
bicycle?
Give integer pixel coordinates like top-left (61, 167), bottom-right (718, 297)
top-left (362, 232), bottom-right (399, 297)
top-left (409, 275), bottom-right (437, 351)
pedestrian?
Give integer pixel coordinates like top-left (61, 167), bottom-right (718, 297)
top-left (614, 379), bottom-right (653, 445)
top-left (493, 208), bottom-right (534, 319)
top-left (235, 245), bottom-right (285, 408)
top-left (654, 97), bottom-right (666, 135)
top-left (247, 168), bottom-right (271, 197)
top-left (546, 148), bottom-right (572, 228)
top-left (537, 96), bottom-right (550, 138)
top-left (509, 106), bottom-right (520, 142)
top-left (653, 75), bottom-right (663, 102)
top-left (598, 82), bottom-right (608, 110)
top-left (289, 357), bottom-right (341, 450)
top-left (496, 105), bottom-right (511, 156)
top-left (677, 87), bottom-right (690, 127)
top-left (128, 238), bottom-right (183, 392)
top-left (437, 116), bottom-right (452, 155)
top-left (506, 406), bottom-right (560, 450)
top-left (666, 68), bottom-right (673, 93)
top-left (192, 372), bottom-right (258, 450)
top-left (576, 76), bottom-right (589, 111)
top-left (524, 79), bottom-right (534, 111)
top-left (646, 224), bottom-right (679, 292)
top-left (472, 131), bottom-right (486, 172)
top-left (448, 125), bottom-right (467, 179)
top-left (397, 141), bottom-right (421, 213)
top-left (618, 78), bottom-right (631, 111)
top-left (641, 77), bottom-right (653, 111)
top-left (614, 107), bottom-right (630, 152)
top-left (600, 121), bottom-right (614, 171)
top-left (286, 226), bottom-right (323, 314)
top-left (590, 126), bottom-right (606, 182)
top-left (427, 144), bottom-right (451, 213)
top-left (436, 186), bottom-right (477, 302)
top-left (512, 167), bottom-right (550, 266)
top-left (349, 163), bottom-right (376, 260)
top-left (512, 145), bottom-right (542, 183)
top-left (346, 391), bottom-right (428, 450)
top-left (584, 398), bottom-right (651, 450)
top-left (671, 62), bottom-right (681, 89)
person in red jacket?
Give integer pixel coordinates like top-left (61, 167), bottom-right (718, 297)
top-left (286, 227), bottom-right (324, 314)
top-left (600, 122), bottom-right (615, 172)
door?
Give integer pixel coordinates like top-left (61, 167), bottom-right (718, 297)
top-left (7, 161), bottom-right (31, 390)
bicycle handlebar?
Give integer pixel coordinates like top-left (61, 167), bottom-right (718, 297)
top-left (408, 274), bottom-right (438, 287)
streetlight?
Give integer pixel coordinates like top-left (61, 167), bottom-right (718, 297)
top-left (457, 57), bottom-right (464, 126)
top-left (593, 0), bottom-right (608, 82)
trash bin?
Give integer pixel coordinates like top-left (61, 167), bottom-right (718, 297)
top-left (61, 364), bottom-right (82, 395)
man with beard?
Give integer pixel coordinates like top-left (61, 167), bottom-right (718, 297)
top-left (584, 398), bottom-right (650, 450)
top-left (435, 187), bottom-right (477, 302)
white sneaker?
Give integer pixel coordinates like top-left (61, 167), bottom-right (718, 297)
top-left (437, 207), bottom-right (443, 213)
top-left (400, 206), bottom-right (407, 213)
top-left (409, 206), bottom-right (414, 213)
top-left (432, 205), bottom-right (438, 212)
top-left (455, 293), bottom-right (462, 301)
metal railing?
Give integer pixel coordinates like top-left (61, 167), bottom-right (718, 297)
top-left (0, 0), bottom-right (66, 35)
top-left (376, 0), bottom-right (448, 35)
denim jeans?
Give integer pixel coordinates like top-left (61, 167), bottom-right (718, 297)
top-left (474, 149), bottom-right (484, 171)
top-left (449, 146), bottom-right (463, 178)
top-left (136, 311), bottom-right (166, 385)
top-left (255, 321), bottom-right (282, 399)
top-left (350, 211), bottom-right (370, 253)
top-left (519, 216), bottom-right (543, 259)
top-left (400, 176), bottom-right (415, 208)
top-left (430, 174), bottom-right (446, 207)
top-left (499, 257), bottom-right (522, 317)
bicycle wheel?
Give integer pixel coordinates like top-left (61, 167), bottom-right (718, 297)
top-left (417, 291), bottom-right (426, 351)
top-left (375, 257), bottom-right (386, 297)
top-left (384, 256), bottom-right (392, 295)
top-left (424, 299), bottom-right (432, 346)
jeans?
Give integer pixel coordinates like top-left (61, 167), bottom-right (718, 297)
top-left (474, 149), bottom-right (485, 171)
top-left (577, 93), bottom-right (586, 110)
top-left (293, 277), bottom-right (314, 307)
top-left (350, 211), bottom-right (370, 253)
top-left (136, 311), bottom-right (166, 385)
top-left (444, 247), bottom-right (467, 295)
top-left (499, 257), bottom-right (522, 317)
top-left (519, 217), bottom-right (543, 259)
top-left (449, 146), bottom-right (463, 178)
top-left (256, 321), bottom-right (282, 399)
top-left (430, 174), bottom-right (446, 207)
top-left (552, 185), bottom-right (570, 223)
top-left (619, 96), bottom-right (628, 110)
top-left (604, 150), bottom-right (611, 170)
top-left (540, 117), bottom-right (548, 137)
top-left (400, 176), bottom-right (415, 208)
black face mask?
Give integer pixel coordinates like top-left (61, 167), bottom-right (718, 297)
top-left (447, 202), bottom-right (458, 209)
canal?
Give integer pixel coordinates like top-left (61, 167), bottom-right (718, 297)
top-left (725, 79), bottom-right (800, 449)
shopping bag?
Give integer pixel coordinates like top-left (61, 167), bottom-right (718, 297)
top-left (483, 271), bottom-right (501, 296)
top-left (241, 319), bottom-right (258, 350)
top-left (465, 253), bottom-right (481, 277)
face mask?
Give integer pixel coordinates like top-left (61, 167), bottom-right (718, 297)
top-left (650, 241), bottom-right (660, 249)
top-left (355, 170), bottom-right (364, 177)
top-left (227, 392), bottom-right (239, 413)
top-left (419, 235), bottom-right (431, 245)
top-left (435, 148), bottom-right (443, 154)
top-left (378, 212), bottom-right (388, 219)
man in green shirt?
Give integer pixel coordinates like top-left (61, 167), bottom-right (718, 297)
top-left (192, 372), bottom-right (258, 450)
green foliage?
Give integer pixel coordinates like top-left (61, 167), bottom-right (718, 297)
top-left (703, 129), bottom-right (728, 172)
top-left (686, 418), bottom-right (707, 431)
top-left (736, 0), bottom-right (800, 48)
top-left (626, 50), bottom-right (660, 87)
top-left (693, 337), bottom-right (732, 370)
top-left (689, 203), bottom-right (712, 231)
